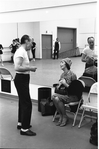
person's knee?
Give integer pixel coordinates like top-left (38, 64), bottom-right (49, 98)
top-left (54, 96), bottom-right (60, 103)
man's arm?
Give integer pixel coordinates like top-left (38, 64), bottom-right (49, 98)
top-left (14, 57), bottom-right (37, 72)
top-left (81, 53), bottom-right (87, 62)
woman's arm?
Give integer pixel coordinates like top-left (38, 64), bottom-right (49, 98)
top-left (59, 79), bottom-right (69, 88)
top-left (14, 57), bottom-right (37, 72)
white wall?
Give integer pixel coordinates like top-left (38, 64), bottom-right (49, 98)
top-left (18, 22), bottom-right (34, 38)
top-left (32, 22), bottom-right (41, 58)
top-left (0, 23), bottom-right (17, 47)
top-left (79, 18), bottom-right (97, 52)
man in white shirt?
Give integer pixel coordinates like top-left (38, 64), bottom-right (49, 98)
top-left (14, 35), bottom-right (37, 136)
top-left (81, 37), bottom-right (97, 68)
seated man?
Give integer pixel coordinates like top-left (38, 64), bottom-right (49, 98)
top-left (83, 57), bottom-right (97, 82)
top-left (81, 37), bottom-right (97, 68)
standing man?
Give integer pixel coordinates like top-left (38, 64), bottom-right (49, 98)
top-left (53, 38), bottom-right (61, 59)
top-left (14, 35), bottom-right (37, 136)
top-left (81, 37), bottom-right (97, 68)
top-left (31, 38), bottom-right (36, 61)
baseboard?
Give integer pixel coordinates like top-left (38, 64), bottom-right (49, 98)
top-left (0, 92), bottom-right (38, 104)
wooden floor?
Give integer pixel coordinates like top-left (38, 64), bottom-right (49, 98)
top-left (1, 57), bottom-right (85, 87)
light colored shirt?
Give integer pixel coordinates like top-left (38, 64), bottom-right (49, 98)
top-left (14, 46), bottom-right (30, 74)
top-left (82, 46), bottom-right (97, 60)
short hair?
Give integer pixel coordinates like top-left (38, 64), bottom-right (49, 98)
top-left (87, 37), bottom-right (94, 43)
top-left (21, 35), bottom-right (30, 44)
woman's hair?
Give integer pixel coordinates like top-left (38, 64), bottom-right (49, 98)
top-left (65, 62), bottom-right (70, 70)
top-left (21, 35), bottom-right (30, 44)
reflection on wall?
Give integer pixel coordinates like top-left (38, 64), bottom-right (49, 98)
top-left (0, 18), bottom-right (97, 60)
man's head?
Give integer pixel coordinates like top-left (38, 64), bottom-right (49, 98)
top-left (21, 35), bottom-right (31, 51)
top-left (87, 37), bottom-right (95, 48)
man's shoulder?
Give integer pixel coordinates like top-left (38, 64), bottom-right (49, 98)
top-left (82, 46), bottom-right (90, 53)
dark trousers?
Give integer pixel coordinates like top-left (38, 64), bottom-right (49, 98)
top-left (14, 73), bottom-right (32, 129)
top-left (31, 49), bottom-right (35, 59)
top-left (54, 50), bottom-right (59, 59)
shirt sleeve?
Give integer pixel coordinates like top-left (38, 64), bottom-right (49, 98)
top-left (81, 47), bottom-right (87, 55)
top-left (14, 48), bottom-right (24, 59)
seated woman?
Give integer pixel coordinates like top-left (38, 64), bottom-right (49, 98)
top-left (83, 57), bottom-right (97, 82)
top-left (52, 58), bottom-right (77, 127)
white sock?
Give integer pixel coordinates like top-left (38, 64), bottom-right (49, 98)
top-left (18, 122), bottom-right (21, 126)
top-left (21, 129), bottom-right (29, 132)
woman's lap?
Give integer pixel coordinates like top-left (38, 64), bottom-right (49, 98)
top-left (52, 93), bottom-right (69, 104)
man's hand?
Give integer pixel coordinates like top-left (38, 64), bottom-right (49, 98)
top-left (30, 67), bottom-right (37, 72)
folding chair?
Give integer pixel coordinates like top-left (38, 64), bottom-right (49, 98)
top-left (78, 82), bottom-right (98, 128)
top-left (0, 67), bottom-right (13, 80)
top-left (78, 76), bottom-right (96, 92)
top-left (52, 80), bottom-right (85, 126)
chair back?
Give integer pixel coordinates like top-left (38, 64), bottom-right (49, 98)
top-left (88, 83), bottom-right (98, 105)
top-left (79, 76), bottom-right (96, 92)
top-left (0, 67), bottom-right (13, 80)
top-left (68, 80), bottom-right (85, 100)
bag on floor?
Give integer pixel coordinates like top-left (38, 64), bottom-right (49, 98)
top-left (89, 121), bottom-right (98, 146)
top-left (40, 98), bottom-right (56, 116)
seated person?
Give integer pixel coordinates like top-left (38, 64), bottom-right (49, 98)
top-left (81, 37), bottom-right (97, 68)
top-left (52, 58), bottom-right (77, 127)
top-left (83, 57), bottom-right (97, 82)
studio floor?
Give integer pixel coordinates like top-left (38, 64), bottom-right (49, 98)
top-left (0, 97), bottom-right (97, 149)
top-left (2, 57), bottom-right (85, 87)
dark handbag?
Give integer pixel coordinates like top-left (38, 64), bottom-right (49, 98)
top-left (40, 98), bottom-right (56, 116)
top-left (89, 121), bottom-right (98, 146)
top-left (55, 84), bottom-right (68, 95)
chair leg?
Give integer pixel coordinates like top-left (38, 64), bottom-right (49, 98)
top-left (52, 111), bottom-right (58, 122)
top-left (72, 112), bottom-right (78, 127)
top-left (90, 110), bottom-right (92, 122)
top-left (72, 101), bottom-right (81, 127)
top-left (78, 108), bottom-right (85, 128)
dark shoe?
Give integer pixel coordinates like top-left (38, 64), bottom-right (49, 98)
top-left (56, 117), bottom-right (63, 126)
top-left (60, 118), bottom-right (69, 127)
top-left (17, 125), bottom-right (32, 130)
top-left (20, 129), bottom-right (36, 136)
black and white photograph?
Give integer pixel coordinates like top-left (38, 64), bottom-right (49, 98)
top-left (0, 0), bottom-right (98, 149)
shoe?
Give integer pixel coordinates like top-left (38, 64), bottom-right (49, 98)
top-left (60, 118), bottom-right (69, 127)
top-left (20, 129), bottom-right (36, 136)
top-left (17, 125), bottom-right (32, 130)
top-left (56, 117), bottom-right (63, 126)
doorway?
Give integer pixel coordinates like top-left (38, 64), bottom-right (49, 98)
top-left (42, 34), bottom-right (52, 59)
top-left (57, 27), bottom-right (76, 58)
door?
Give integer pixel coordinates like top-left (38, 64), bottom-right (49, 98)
top-left (42, 34), bottom-right (52, 59)
top-left (57, 27), bottom-right (76, 58)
